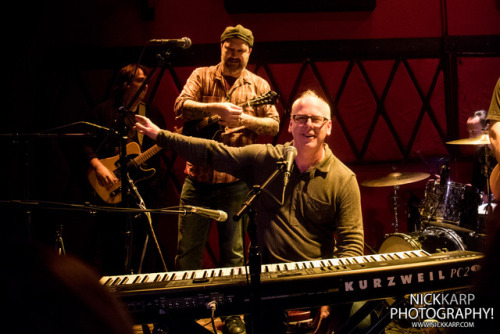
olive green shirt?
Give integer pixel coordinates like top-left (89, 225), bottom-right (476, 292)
top-left (157, 130), bottom-right (364, 263)
top-left (488, 77), bottom-right (500, 122)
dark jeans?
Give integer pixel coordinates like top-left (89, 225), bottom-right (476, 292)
top-left (175, 178), bottom-right (249, 270)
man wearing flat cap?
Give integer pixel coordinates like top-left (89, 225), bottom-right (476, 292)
top-left (173, 24), bottom-right (279, 333)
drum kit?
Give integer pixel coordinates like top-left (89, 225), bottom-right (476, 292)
top-left (362, 133), bottom-right (496, 255)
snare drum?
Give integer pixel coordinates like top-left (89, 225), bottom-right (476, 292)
top-left (379, 227), bottom-right (466, 254)
top-left (420, 180), bottom-right (482, 231)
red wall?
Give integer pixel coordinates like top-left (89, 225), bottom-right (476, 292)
top-left (27, 0), bottom-right (500, 47)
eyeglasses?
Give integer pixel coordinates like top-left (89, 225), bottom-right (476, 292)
top-left (292, 114), bottom-right (330, 126)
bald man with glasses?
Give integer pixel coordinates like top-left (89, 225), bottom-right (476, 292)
top-left (134, 90), bottom-right (364, 333)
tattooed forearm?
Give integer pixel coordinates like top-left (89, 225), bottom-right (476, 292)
top-left (240, 114), bottom-right (279, 136)
top-left (179, 100), bottom-right (213, 121)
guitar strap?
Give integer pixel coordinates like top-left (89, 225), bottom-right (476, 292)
top-left (137, 102), bottom-right (147, 145)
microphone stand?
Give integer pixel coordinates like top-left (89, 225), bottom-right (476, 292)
top-left (112, 47), bottom-right (177, 274)
top-left (125, 174), bottom-right (168, 273)
top-left (112, 106), bottom-right (135, 274)
top-left (233, 161), bottom-right (286, 334)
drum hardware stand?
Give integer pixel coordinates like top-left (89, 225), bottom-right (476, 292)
top-left (481, 143), bottom-right (494, 216)
top-left (445, 130), bottom-right (494, 223)
top-left (392, 185), bottom-right (400, 232)
top-left (361, 170), bottom-right (430, 234)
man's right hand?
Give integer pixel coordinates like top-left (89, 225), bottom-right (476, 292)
top-left (212, 102), bottom-right (242, 127)
top-left (91, 158), bottom-right (118, 186)
top-left (134, 115), bottom-right (161, 140)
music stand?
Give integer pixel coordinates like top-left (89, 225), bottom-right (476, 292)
top-left (1, 126), bottom-right (109, 254)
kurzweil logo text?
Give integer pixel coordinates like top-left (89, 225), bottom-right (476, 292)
top-left (343, 265), bottom-right (481, 292)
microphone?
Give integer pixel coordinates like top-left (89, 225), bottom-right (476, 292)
top-left (148, 37), bottom-right (192, 49)
top-left (283, 145), bottom-right (297, 188)
top-left (182, 205), bottom-right (228, 222)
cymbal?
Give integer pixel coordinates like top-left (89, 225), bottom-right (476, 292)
top-left (361, 172), bottom-right (430, 187)
top-left (446, 133), bottom-right (490, 145)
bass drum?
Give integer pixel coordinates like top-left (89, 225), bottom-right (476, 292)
top-left (379, 227), bottom-right (466, 254)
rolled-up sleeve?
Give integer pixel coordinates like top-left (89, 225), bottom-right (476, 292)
top-left (174, 68), bottom-right (205, 118)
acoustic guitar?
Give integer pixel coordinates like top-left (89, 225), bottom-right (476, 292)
top-left (87, 142), bottom-right (162, 204)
